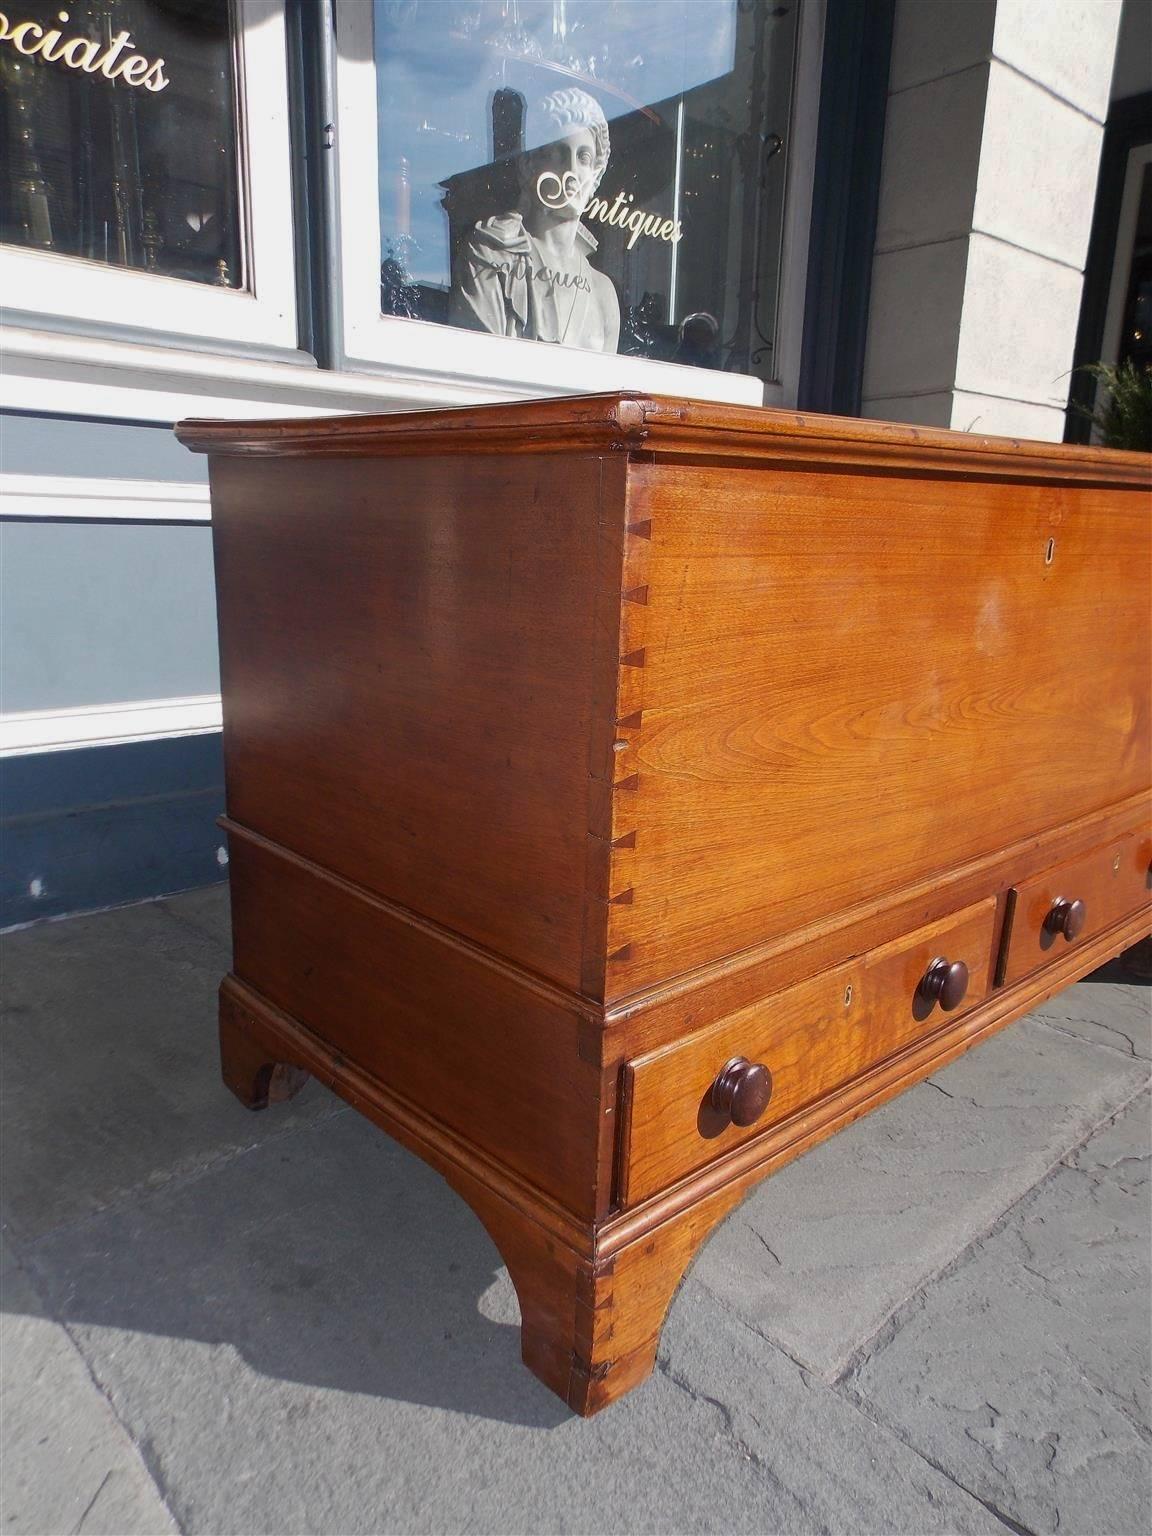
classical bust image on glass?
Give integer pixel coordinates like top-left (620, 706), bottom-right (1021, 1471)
top-left (375, 0), bottom-right (798, 377)
top-left (449, 88), bottom-right (619, 352)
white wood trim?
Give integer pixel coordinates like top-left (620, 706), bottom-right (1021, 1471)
top-left (1, 474), bottom-right (211, 522)
top-left (768, 0), bottom-right (825, 410)
top-left (0, 0), bottom-right (298, 352)
top-left (0, 323), bottom-right (611, 423)
top-left (0, 694), bottom-right (223, 756)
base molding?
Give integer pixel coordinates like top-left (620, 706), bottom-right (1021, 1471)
top-left (603, 904), bottom-right (1152, 1252)
top-left (219, 902), bottom-right (1149, 1414)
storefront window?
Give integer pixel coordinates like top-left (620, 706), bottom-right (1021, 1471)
top-left (0, 0), bottom-right (244, 287)
top-left (374, 0), bottom-right (798, 376)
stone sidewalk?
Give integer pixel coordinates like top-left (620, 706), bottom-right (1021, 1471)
top-left (1, 887), bottom-right (1148, 1536)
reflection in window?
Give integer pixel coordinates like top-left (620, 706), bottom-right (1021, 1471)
top-left (1117, 164), bottom-right (1151, 375)
top-left (376, 0), bottom-right (798, 376)
top-left (0, 0), bottom-right (244, 287)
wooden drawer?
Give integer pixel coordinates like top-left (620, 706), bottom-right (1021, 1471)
top-left (620, 898), bottom-right (997, 1206)
top-left (998, 827), bottom-right (1152, 988)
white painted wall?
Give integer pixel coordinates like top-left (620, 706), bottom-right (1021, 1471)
top-left (861, 0), bottom-right (1124, 440)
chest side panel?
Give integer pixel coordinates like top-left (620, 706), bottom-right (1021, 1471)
top-left (211, 450), bottom-right (622, 992)
top-left (605, 460), bottom-right (1151, 997)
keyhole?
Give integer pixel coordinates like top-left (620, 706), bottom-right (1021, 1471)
top-left (1044, 537), bottom-right (1056, 565)
top-left (844, 984), bottom-right (853, 1008)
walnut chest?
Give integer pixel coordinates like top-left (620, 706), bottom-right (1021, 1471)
top-left (176, 392), bottom-right (1152, 1413)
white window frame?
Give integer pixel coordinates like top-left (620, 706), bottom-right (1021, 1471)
top-left (0, 0), bottom-right (298, 353)
top-left (332, 0), bottom-right (824, 408)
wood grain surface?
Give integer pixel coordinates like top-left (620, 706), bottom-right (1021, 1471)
top-left (621, 898), bottom-right (996, 1205)
top-left (209, 451), bottom-right (625, 992)
top-left (177, 391), bottom-right (1151, 487)
top-left (604, 462), bottom-right (1152, 997)
top-left (181, 389), bottom-right (1151, 1415)
top-left (226, 828), bottom-right (605, 1216)
top-left (998, 822), bottom-right (1152, 988)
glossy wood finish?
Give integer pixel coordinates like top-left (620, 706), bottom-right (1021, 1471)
top-left (225, 825), bottom-right (604, 1216)
top-left (710, 1058), bottom-right (775, 1127)
top-left (918, 957), bottom-right (970, 1011)
top-left (998, 819), bottom-right (1152, 988)
top-left (206, 451), bottom-right (627, 992)
top-left (178, 391), bottom-right (1152, 1415)
top-left (621, 898), bottom-right (997, 1206)
top-left (602, 463), bottom-right (1151, 997)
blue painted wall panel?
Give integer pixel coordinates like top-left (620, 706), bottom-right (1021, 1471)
top-left (1, 735), bottom-right (227, 928)
top-left (0, 521), bottom-right (220, 712)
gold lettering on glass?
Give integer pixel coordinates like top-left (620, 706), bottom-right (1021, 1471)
top-left (537, 174), bottom-right (683, 253)
top-left (0, 9), bottom-right (170, 90)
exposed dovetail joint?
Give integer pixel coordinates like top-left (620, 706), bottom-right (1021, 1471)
top-left (611, 830), bottom-right (637, 849)
top-left (622, 585), bottom-right (649, 605)
top-left (613, 775), bottom-right (639, 792)
top-left (626, 520), bottom-right (653, 539)
top-left (615, 711), bottom-right (643, 730)
top-left (609, 889), bottom-right (635, 906)
top-left (621, 649), bottom-right (646, 668)
top-left (608, 944), bottom-right (634, 964)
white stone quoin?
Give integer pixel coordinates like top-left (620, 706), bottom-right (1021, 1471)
top-left (861, 0), bottom-right (1124, 440)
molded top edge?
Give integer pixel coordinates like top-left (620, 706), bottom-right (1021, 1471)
top-left (175, 389), bottom-right (1151, 484)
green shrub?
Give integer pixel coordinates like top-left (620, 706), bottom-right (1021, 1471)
top-left (1076, 359), bottom-right (1152, 452)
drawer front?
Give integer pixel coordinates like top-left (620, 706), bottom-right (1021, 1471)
top-left (621, 898), bottom-right (997, 1206)
top-left (998, 828), bottom-right (1152, 988)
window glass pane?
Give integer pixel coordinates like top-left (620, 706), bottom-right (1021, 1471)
top-left (1118, 162), bottom-right (1151, 374)
top-left (375, 0), bottom-right (798, 376)
top-left (1, 0), bottom-right (244, 287)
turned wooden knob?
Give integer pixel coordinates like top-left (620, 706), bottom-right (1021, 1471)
top-left (1044, 896), bottom-right (1086, 941)
top-left (918, 957), bottom-right (969, 1011)
top-left (711, 1057), bottom-right (774, 1127)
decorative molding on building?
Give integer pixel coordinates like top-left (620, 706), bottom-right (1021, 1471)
top-left (0, 473), bottom-right (211, 523)
top-left (0, 694), bottom-right (223, 757)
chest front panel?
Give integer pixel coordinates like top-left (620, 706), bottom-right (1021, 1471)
top-left (605, 461), bottom-right (1151, 998)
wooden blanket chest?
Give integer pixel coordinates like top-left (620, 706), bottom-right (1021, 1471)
top-left (177, 393), bottom-right (1151, 1413)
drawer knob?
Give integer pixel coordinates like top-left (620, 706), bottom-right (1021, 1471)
top-left (918, 957), bottom-right (970, 1012)
top-left (1044, 896), bottom-right (1086, 942)
top-left (711, 1057), bottom-right (774, 1127)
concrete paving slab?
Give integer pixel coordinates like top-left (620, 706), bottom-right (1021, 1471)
top-left (845, 1091), bottom-right (1152, 1536)
top-left (4, 891), bottom-right (1150, 1535)
top-left (691, 1011), bottom-right (1151, 1380)
top-left (658, 1289), bottom-right (1004, 1536)
top-left (1028, 967), bottom-right (1151, 1061)
top-left (18, 1110), bottom-right (1007, 1536)
top-left (0, 900), bottom-right (340, 1244)
top-left (0, 1236), bottom-right (177, 1536)
top-left (155, 883), bottom-right (232, 951)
